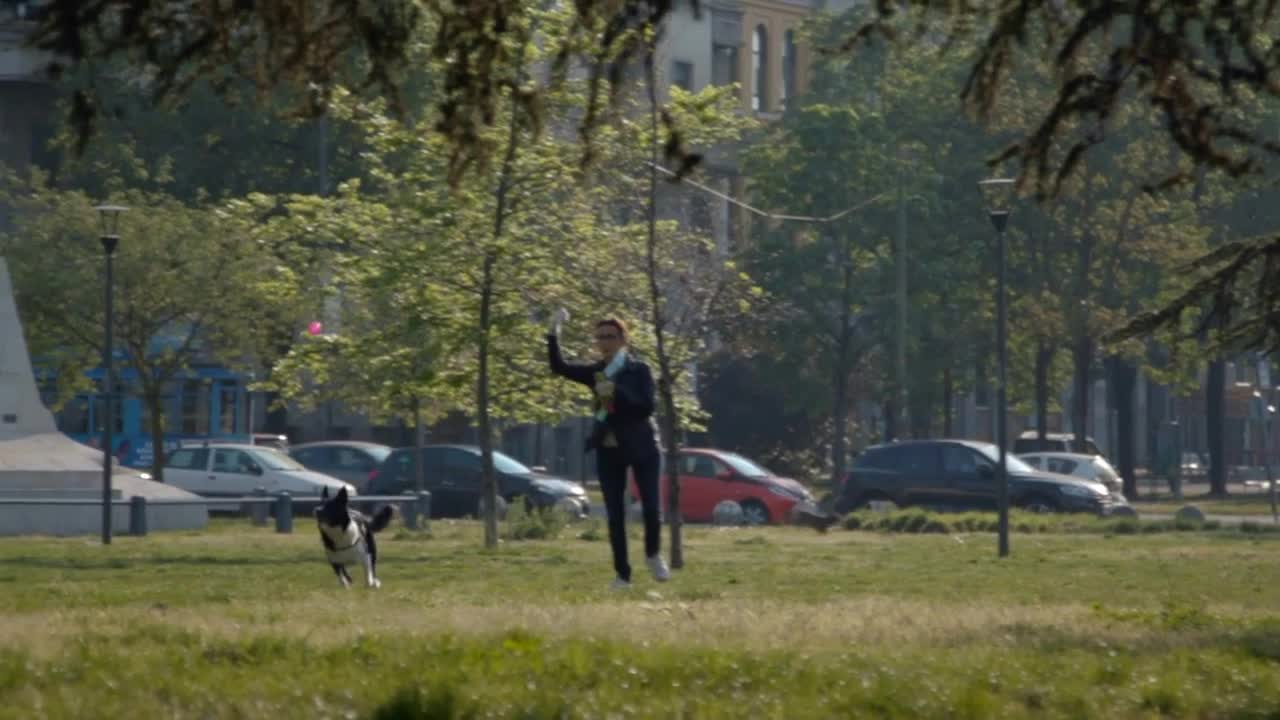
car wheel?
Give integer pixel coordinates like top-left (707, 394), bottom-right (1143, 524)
top-left (1019, 495), bottom-right (1058, 513)
top-left (475, 494), bottom-right (509, 521)
top-left (740, 500), bottom-right (770, 526)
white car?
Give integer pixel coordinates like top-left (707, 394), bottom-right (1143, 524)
top-left (1018, 451), bottom-right (1125, 499)
top-left (162, 443), bottom-right (355, 501)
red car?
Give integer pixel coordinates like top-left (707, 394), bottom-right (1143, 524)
top-left (630, 448), bottom-right (814, 525)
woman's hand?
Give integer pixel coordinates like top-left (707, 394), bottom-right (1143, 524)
top-left (549, 307), bottom-right (570, 335)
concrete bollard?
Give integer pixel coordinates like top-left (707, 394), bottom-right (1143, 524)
top-left (274, 492), bottom-right (293, 533)
top-left (417, 490), bottom-right (432, 531)
top-left (402, 492), bottom-right (419, 530)
top-left (129, 495), bottom-right (147, 536)
top-left (251, 487), bottom-right (269, 526)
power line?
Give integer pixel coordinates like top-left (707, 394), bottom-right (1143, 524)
top-left (648, 162), bottom-right (889, 223)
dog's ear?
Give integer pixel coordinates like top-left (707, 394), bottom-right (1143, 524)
top-left (336, 486), bottom-right (347, 503)
top-left (321, 486), bottom-right (330, 501)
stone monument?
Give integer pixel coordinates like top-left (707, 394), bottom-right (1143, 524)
top-left (0, 257), bottom-right (207, 535)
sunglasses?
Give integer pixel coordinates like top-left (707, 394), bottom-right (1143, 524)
top-left (594, 333), bottom-right (620, 341)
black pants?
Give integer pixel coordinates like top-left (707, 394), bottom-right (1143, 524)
top-left (597, 448), bottom-right (661, 582)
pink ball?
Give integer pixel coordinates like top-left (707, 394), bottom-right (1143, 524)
top-left (307, 321), bottom-right (323, 336)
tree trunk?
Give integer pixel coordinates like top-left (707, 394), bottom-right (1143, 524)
top-left (1072, 336), bottom-right (1092, 453)
top-left (909, 396), bottom-right (931, 438)
top-left (478, 251), bottom-right (499, 548)
top-left (883, 400), bottom-right (896, 443)
top-left (412, 394), bottom-right (424, 493)
top-left (942, 366), bottom-right (953, 437)
top-left (830, 370), bottom-right (848, 496)
top-left (1207, 359), bottom-right (1227, 497)
top-left (474, 33), bottom-right (530, 547)
top-left (830, 250), bottom-right (853, 491)
top-left (1110, 356), bottom-right (1138, 499)
top-left (533, 422), bottom-right (543, 467)
top-left (146, 388), bottom-right (166, 483)
top-left (1035, 342), bottom-right (1053, 442)
top-left (644, 41), bottom-right (683, 569)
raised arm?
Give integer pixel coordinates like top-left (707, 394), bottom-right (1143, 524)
top-left (547, 332), bottom-right (597, 387)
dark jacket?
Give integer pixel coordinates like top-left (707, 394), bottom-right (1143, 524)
top-left (547, 334), bottom-right (660, 465)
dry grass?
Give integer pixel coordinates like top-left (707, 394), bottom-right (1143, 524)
top-left (0, 594), bottom-right (1179, 658)
top-left (1, 518), bottom-right (1278, 718)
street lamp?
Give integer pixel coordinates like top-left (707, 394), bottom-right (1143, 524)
top-left (978, 178), bottom-right (1014, 557)
top-left (94, 204), bottom-right (127, 545)
top-left (1253, 390), bottom-right (1277, 524)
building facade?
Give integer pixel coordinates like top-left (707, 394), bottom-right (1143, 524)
top-left (0, 1), bottom-right (54, 178)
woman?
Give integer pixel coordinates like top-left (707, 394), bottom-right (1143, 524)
top-left (547, 308), bottom-right (669, 589)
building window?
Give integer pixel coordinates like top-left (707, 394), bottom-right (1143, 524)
top-left (712, 43), bottom-right (738, 87)
top-left (689, 194), bottom-right (712, 233)
top-left (671, 60), bottom-right (694, 91)
top-left (181, 380), bottom-right (210, 434)
top-left (782, 29), bottom-right (797, 109)
top-left (752, 25), bottom-right (768, 111)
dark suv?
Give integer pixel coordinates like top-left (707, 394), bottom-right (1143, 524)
top-left (835, 440), bottom-right (1125, 515)
top-left (368, 444), bottom-right (590, 519)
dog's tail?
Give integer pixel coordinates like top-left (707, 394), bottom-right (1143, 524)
top-left (369, 505), bottom-right (396, 534)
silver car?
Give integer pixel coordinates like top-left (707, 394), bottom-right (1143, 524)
top-left (288, 441), bottom-right (392, 493)
top-left (163, 443), bottom-right (355, 503)
top-left (1018, 451), bottom-right (1125, 500)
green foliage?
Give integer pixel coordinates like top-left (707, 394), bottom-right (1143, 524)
top-left (0, 174), bottom-right (308, 478)
top-left (502, 503), bottom-right (572, 542)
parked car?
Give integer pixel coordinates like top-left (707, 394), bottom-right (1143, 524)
top-left (369, 444), bottom-right (590, 519)
top-left (630, 448), bottom-right (815, 526)
top-left (1012, 431), bottom-right (1104, 457)
top-left (1180, 451), bottom-right (1206, 480)
top-left (162, 443), bottom-right (355, 505)
top-left (835, 439), bottom-right (1125, 515)
top-left (250, 433), bottom-right (290, 451)
top-left (1018, 451), bottom-right (1125, 499)
top-left (288, 441), bottom-right (392, 492)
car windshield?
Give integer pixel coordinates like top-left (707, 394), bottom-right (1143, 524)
top-left (250, 448), bottom-right (307, 471)
top-left (972, 444), bottom-right (1036, 474)
top-left (491, 450), bottom-right (531, 475)
top-left (367, 446), bottom-right (391, 463)
top-left (718, 452), bottom-right (771, 478)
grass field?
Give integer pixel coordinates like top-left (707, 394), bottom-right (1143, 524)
top-left (1132, 493), bottom-right (1280, 518)
top-left (1, 514), bottom-right (1278, 719)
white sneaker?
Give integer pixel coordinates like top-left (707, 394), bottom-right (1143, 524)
top-left (646, 554), bottom-right (671, 582)
top-left (610, 577), bottom-right (632, 591)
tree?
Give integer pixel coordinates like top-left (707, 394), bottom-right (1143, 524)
top-left (840, 2), bottom-right (1280, 355)
top-left (235, 189), bottom-right (444, 492)
top-left (43, 66), bottom-right (363, 202)
top-left (32, 1), bottom-right (1280, 284)
top-left (741, 13), bottom-right (994, 481)
top-left (0, 178), bottom-right (300, 481)
top-left (257, 7), bottom-right (686, 548)
top-left (29, 0), bottom-right (702, 188)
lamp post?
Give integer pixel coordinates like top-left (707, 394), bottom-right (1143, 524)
top-left (1254, 390), bottom-right (1277, 524)
top-left (978, 178), bottom-right (1014, 557)
top-left (94, 204), bottom-right (127, 545)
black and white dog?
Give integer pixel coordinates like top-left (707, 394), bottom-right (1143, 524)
top-left (314, 486), bottom-right (394, 589)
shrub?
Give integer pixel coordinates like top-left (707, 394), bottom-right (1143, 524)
top-left (503, 503), bottom-right (570, 541)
